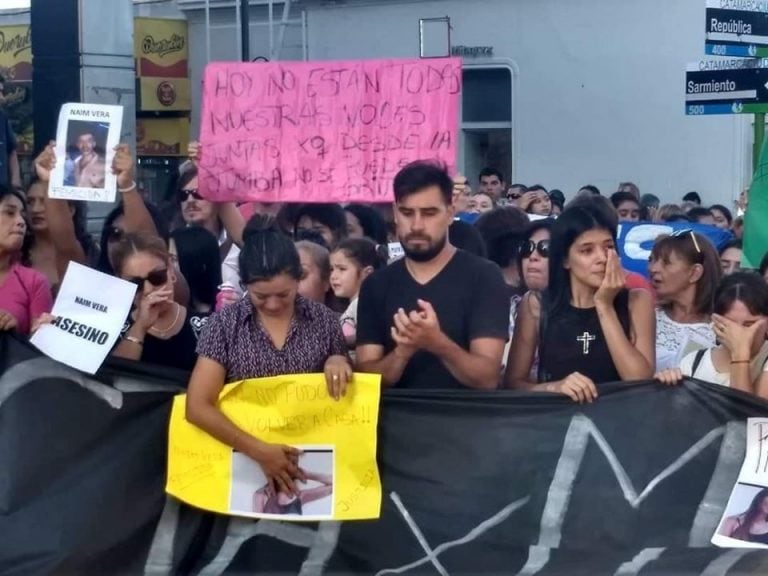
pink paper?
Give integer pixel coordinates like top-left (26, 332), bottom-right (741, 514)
top-left (198, 58), bottom-right (461, 203)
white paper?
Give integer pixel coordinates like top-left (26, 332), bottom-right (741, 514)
top-left (30, 262), bottom-right (137, 375)
top-left (48, 103), bottom-right (124, 203)
top-left (712, 418), bottom-right (768, 549)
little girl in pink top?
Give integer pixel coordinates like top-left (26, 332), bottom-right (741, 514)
top-left (0, 187), bottom-right (52, 334)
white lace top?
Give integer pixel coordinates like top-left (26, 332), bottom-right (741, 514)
top-left (655, 309), bottom-right (715, 371)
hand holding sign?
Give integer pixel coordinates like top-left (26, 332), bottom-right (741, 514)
top-left (31, 262), bottom-right (137, 374)
top-left (34, 141), bottom-right (56, 183)
top-left (112, 144), bottom-right (135, 191)
top-left (0, 310), bottom-right (17, 332)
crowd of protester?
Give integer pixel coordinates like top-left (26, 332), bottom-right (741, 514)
top-left (2, 138), bottom-right (768, 494)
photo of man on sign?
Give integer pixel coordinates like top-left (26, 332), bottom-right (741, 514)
top-left (66, 120), bottom-right (107, 189)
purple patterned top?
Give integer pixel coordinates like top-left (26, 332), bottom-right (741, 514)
top-left (196, 296), bottom-right (347, 382)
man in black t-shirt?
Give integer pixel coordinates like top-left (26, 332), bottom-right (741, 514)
top-left (356, 161), bottom-right (510, 390)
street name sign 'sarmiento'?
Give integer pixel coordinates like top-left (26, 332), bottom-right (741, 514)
top-left (686, 58), bottom-right (768, 114)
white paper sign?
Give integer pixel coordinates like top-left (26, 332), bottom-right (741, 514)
top-left (49, 103), bottom-right (124, 202)
top-left (31, 262), bottom-right (137, 374)
top-left (712, 418), bottom-right (768, 549)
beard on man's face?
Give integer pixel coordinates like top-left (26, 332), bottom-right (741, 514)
top-left (400, 232), bottom-right (448, 263)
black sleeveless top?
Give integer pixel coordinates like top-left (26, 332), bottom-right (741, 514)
top-left (538, 290), bottom-right (631, 384)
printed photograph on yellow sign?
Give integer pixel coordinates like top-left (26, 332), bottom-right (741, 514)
top-left (167, 373), bottom-right (382, 521)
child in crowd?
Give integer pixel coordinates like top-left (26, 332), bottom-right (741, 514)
top-left (329, 238), bottom-right (384, 355)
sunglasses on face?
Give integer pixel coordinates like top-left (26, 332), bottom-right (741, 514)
top-left (107, 226), bottom-right (124, 243)
top-left (520, 239), bottom-right (550, 258)
top-left (177, 188), bottom-right (203, 203)
top-left (125, 268), bottom-right (168, 289)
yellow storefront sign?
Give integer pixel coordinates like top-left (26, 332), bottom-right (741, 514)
top-left (135, 18), bottom-right (190, 112)
top-left (0, 25), bottom-right (32, 154)
top-left (167, 373), bottom-right (382, 521)
top-left (137, 117), bottom-right (190, 157)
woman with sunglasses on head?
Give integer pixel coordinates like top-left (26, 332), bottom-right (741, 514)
top-left (656, 272), bottom-right (768, 399)
top-left (112, 233), bottom-right (197, 372)
top-left (504, 204), bottom-right (655, 402)
top-left (186, 215), bottom-right (351, 497)
top-left (649, 230), bottom-right (722, 371)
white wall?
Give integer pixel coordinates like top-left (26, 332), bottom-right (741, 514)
top-left (303, 0), bottom-right (751, 205)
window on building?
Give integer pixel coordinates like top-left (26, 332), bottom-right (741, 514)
top-left (460, 67), bottom-right (513, 192)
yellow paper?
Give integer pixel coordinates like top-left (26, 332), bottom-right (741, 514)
top-left (166, 373), bottom-right (382, 521)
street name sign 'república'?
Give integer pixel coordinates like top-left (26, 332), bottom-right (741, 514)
top-left (686, 57), bottom-right (768, 114)
top-left (705, 0), bottom-right (768, 57)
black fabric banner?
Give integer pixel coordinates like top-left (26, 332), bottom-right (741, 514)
top-left (2, 333), bottom-right (768, 575)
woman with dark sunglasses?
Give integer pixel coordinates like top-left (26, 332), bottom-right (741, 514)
top-left (500, 218), bottom-right (553, 375)
top-left (111, 233), bottom-right (197, 372)
top-left (649, 230), bottom-right (722, 371)
top-left (504, 204), bottom-right (655, 402)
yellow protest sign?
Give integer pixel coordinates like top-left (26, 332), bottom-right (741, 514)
top-left (167, 373), bottom-right (382, 521)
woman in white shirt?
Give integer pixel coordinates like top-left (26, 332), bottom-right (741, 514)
top-left (649, 230), bottom-right (722, 370)
top-left (656, 272), bottom-right (768, 399)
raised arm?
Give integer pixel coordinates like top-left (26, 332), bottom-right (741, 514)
top-left (599, 289), bottom-right (655, 380)
top-left (33, 142), bottom-right (87, 277)
top-left (595, 252), bottom-right (655, 380)
top-left (112, 144), bottom-right (157, 237)
top-left (188, 140), bottom-right (245, 246)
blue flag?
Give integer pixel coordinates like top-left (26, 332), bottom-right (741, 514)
top-left (616, 221), bottom-right (733, 278)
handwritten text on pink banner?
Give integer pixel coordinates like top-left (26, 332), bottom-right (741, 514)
top-left (198, 58), bottom-right (461, 203)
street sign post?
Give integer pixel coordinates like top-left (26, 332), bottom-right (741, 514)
top-left (685, 58), bottom-right (768, 115)
top-left (705, 0), bottom-right (768, 58)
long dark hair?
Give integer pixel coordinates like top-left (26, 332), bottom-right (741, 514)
top-left (516, 218), bottom-right (555, 292)
top-left (0, 185), bottom-right (32, 265)
top-left (96, 203), bottom-right (170, 275)
top-left (544, 205), bottom-right (617, 316)
top-left (343, 204), bottom-right (389, 245)
top-left (239, 215), bottom-right (302, 284)
top-left (714, 271), bottom-right (768, 317)
top-left (733, 487), bottom-right (768, 540)
top-left (171, 227), bottom-right (221, 309)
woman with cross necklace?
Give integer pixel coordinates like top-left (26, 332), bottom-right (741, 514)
top-left (504, 200), bottom-right (655, 403)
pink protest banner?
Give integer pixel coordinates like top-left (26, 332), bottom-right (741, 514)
top-left (198, 58), bottom-right (461, 203)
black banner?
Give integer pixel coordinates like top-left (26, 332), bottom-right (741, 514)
top-left (2, 333), bottom-right (768, 575)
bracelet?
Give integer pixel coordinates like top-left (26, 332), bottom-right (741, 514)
top-left (123, 335), bottom-right (144, 346)
top-left (118, 180), bottom-right (137, 193)
top-left (731, 359), bottom-right (750, 364)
